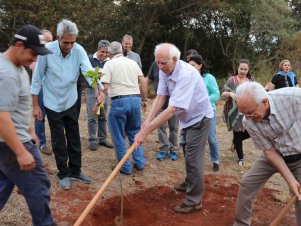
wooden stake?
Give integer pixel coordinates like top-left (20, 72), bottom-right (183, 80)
top-left (73, 144), bottom-right (136, 226)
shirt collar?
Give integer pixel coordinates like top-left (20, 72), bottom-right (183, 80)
top-left (54, 40), bottom-right (74, 58)
top-left (267, 94), bottom-right (276, 118)
top-left (93, 52), bottom-right (110, 63)
top-left (112, 53), bottom-right (124, 59)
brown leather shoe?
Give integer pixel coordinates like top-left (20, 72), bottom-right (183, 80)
top-left (173, 202), bottom-right (202, 214)
top-left (40, 145), bottom-right (52, 155)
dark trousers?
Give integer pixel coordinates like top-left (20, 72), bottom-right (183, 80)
top-left (45, 103), bottom-right (82, 179)
top-left (233, 130), bottom-right (250, 160)
top-left (76, 82), bottom-right (82, 119)
top-left (0, 141), bottom-right (55, 226)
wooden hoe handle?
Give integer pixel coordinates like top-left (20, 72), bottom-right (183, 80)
top-left (269, 188), bottom-right (301, 226)
top-left (73, 144), bottom-right (136, 226)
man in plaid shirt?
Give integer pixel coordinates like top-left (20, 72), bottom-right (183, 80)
top-left (233, 81), bottom-right (301, 226)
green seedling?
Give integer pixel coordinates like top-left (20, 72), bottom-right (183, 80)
top-left (85, 66), bottom-right (105, 115)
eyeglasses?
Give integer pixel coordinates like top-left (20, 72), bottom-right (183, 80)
top-left (62, 41), bottom-right (75, 46)
top-left (243, 103), bottom-right (260, 119)
top-left (156, 61), bottom-right (169, 66)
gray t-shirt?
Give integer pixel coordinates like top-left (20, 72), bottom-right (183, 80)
top-left (126, 51), bottom-right (142, 68)
top-left (0, 55), bottom-right (32, 142)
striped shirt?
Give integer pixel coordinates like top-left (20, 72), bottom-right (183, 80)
top-left (243, 87), bottom-right (301, 156)
top-left (157, 60), bottom-right (213, 129)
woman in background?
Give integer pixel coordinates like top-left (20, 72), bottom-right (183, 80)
top-left (188, 54), bottom-right (221, 172)
top-left (221, 59), bottom-right (252, 166)
top-left (265, 59), bottom-right (299, 91)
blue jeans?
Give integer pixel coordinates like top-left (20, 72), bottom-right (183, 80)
top-left (34, 89), bottom-right (47, 147)
top-left (208, 111), bottom-right (219, 164)
top-left (0, 141), bottom-right (55, 226)
top-left (108, 97), bottom-right (145, 174)
top-left (85, 87), bottom-right (109, 145)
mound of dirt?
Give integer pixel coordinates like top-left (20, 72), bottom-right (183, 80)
top-left (52, 175), bottom-right (295, 226)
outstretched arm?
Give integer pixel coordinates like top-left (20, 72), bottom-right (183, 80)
top-left (134, 103), bottom-right (176, 148)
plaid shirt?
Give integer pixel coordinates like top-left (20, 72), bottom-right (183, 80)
top-left (243, 87), bottom-right (301, 156)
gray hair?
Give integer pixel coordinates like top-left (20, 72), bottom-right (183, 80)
top-left (108, 41), bottom-right (123, 55)
top-left (122, 34), bottom-right (133, 43)
top-left (236, 81), bottom-right (268, 104)
top-left (154, 43), bottom-right (181, 60)
top-left (56, 19), bottom-right (78, 38)
top-left (98, 39), bottom-right (110, 49)
top-left (41, 29), bottom-right (52, 35)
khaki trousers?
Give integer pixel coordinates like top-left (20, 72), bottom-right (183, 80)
top-left (233, 155), bottom-right (301, 226)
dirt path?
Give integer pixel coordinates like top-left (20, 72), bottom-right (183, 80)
top-left (0, 101), bottom-right (296, 226)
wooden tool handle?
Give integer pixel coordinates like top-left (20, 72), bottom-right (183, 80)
top-left (269, 188), bottom-right (301, 226)
top-left (73, 144), bottom-right (136, 226)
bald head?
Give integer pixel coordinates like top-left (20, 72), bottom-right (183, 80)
top-left (154, 43), bottom-right (181, 75)
top-left (154, 43), bottom-right (181, 60)
top-left (41, 30), bottom-right (53, 43)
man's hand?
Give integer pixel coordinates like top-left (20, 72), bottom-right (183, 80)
top-left (134, 130), bottom-right (148, 149)
top-left (16, 151), bottom-right (36, 171)
top-left (32, 106), bottom-right (42, 121)
top-left (96, 91), bottom-right (105, 105)
top-left (288, 180), bottom-right (301, 201)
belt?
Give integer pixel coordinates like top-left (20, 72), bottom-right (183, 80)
top-left (111, 94), bottom-right (140, 100)
top-left (282, 153), bottom-right (301, 164)
top-left (183, 118), bottom-right (204, 131)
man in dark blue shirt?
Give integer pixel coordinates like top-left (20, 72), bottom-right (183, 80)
top-left (85, 40), bottom-right (113, 151)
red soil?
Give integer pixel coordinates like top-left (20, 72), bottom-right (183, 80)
top-left (52, 174), bottom-right (296, 226)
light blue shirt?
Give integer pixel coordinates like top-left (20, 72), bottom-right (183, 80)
top-left (157, 60), bottom-right (213, 129)
top-left (202, 73), bottom-right (220, 111)
top-left (31, 40), bottom-right (102, 112)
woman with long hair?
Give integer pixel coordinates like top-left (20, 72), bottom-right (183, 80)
top-left (188, 54), bottom-right (221, 171)
top-left (221, 59), bottom-right (252, 166)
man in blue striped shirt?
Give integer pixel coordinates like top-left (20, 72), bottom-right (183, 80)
top-left (134, 43), bottom-right (213, 214)
top-left (31, 19), bottom-right (103, 190)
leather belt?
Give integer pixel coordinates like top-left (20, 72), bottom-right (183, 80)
top-left (282, 153), bottom-right (301, 164)
top-left (111, 94), bottom-right (140, 100)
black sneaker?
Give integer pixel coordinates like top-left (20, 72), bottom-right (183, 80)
top-left (213, 163), bottom-right (219, 172)
top-left (173, 202), bottom-right (202, 214)
top-left (174, 181), bottom-right (187, 192)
